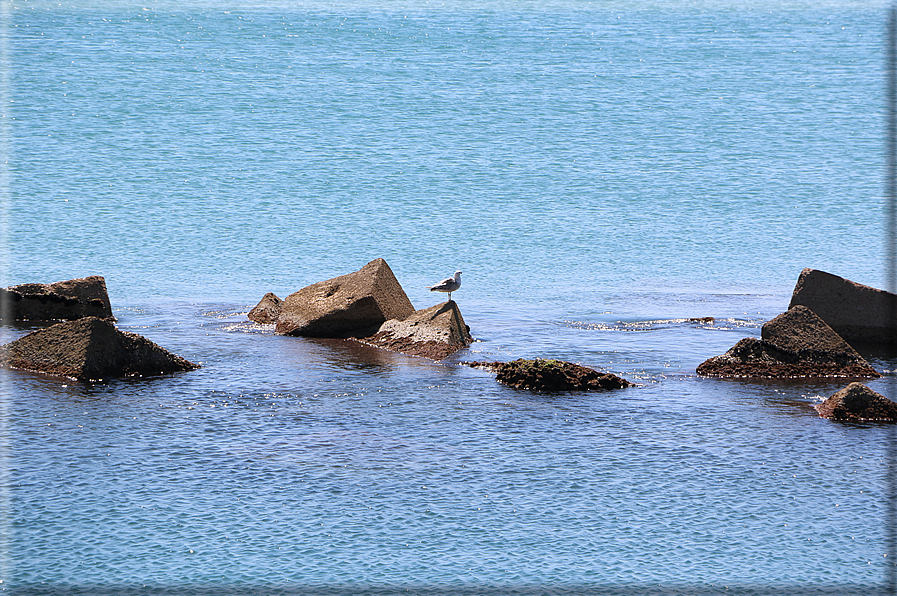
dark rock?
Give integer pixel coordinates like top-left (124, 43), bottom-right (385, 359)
top-left (275, 259), bottom-right (415, 338)
top-left (696, 305), bottom-right (879, 378)
top-left (788, 268), bottom-right (897, 346)
top-left (761, 305), bottom-right (870, 364)
top-left (0, 316), bottom-right (199, 381)
top-left (464, 358), bottom-right (633, 391)
top-left (248, 292), bottom-right (282, 324)
top-left (688, 317), bottom-right (715, 324)
top-left (0, 276), bottom-right (114, 321)
top-left (816, 382), bottom-right (897, 422)
top-left (359, 301), bottom-right (473, 360)
top-left (695, 337), bottom-right (879, 378)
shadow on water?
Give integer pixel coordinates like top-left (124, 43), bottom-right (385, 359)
top-left (695, 375), bottom-right (897, 419)
top-left (849, 340), bottom-right (897, 374)
top-left (240, 331), bottom-right (454, 379)
top-left (2, 365), bottom-right (200, 403)
top-left (303, 337), bottom-right (440, 372)
top-left (204, 303), bottom-right (453, 374)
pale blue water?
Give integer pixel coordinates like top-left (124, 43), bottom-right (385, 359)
top-left (4, 1), bottom-right (897, 594)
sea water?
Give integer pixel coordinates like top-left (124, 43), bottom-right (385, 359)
top-left (4, 0), bottom-right (897, 593)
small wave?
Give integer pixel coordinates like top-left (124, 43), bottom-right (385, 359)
top-left (561, 317), bottom-right (761, 332)
top-left (219, 321), bottom-right (275, 334)
top-left (113, 306), bottom-right (149, 314)
top-left (199, 308), bottom-right (250, 319)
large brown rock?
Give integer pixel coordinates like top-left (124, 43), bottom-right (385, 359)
top-left (275, 259), bottom-right (415, 338)
top-left (465, 358), bottom-right (633, 391)
top-left (761, 304), bottom-right (870, 363)
top-left (696, 305), bottom-right (880, 378)
top-left (248, 292), bottom-right (282, 324)
top-left (788, 268), bottom-right (897, 346)
top-left (816, 382), bottom-right (897, 422)
top-left (359, 301), bottom-right (473, 360)
top-left (0, 276), bottom-right (114, 321)
top-left (0, 317), bottom-right (199, 381)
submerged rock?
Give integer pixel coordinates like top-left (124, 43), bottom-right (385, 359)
top-left (0, 316), bottom-right (199, 381)
top-left (0, 275), bottom-right (114, 322)
top-left (696, 305), bottom-right (879, 379)
top-left (789, 268), bottom-right (897, 346)
top-left (465, 358), bottom-right (633, 391)
top-left (275, 259), bottom-right (414, 338)
top-left (360, 301), bottom-right (473, 360)
top-left (816, 382), bottom-right (897, 422)
top-left (248, 292), bottom-right (282, 324)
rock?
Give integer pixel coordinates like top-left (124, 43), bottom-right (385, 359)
top-left (465, 358), bottom-right (633, 391)
top-left (275, 259), bottom-right (415, 338)
top-left (248, 292), bottom-right (282, 324)
top-left (761, 304), bottom-right (868, 361)
top-left (816, 382), bottom-right (897, 422)
top-left (359, 301), bottom-right (473, 360)
top-left (695, 337), bottom-right (879, 378)
top-left (0, 276), bottom-right (114, 321)
top-left (788, 268), bottom-right (897, 346)
top-left (0, 316), bottom-right (199, 381)
top-left (696, 305), bottom-right (879, 378)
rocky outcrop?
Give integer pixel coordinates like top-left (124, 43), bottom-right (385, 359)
top-left (788, 268), bottom-right (897, 346)
top-left (248, 292), bottom-right (282, 324)
top-left (0, 276), bottom-right (114, 321)
top-left (696, 305), bottom-right (879, 378)
top-left (816, 382), bottom-right (897, 422)
top-left (0, 316), bottom-right (199, 381)
top-left (359, 301), bottom-right (473, 360)
top-left (275, 259), bottom-right (415, 338)
top-left (465, 358), bottom-right (633, 391)
top-left (762, 304), bottom-right (870, 359)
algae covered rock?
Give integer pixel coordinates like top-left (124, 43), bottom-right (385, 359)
top-left (816, 382), bottom-right (897, 422)
top-left (467, 358), bottom-right (632, 391)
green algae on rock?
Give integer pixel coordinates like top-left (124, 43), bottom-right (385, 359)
top-left (465, 358), bottom-right (632, 391)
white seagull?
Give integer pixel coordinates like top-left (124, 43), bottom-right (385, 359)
top-left (427, 270), bottom-right (462, 302)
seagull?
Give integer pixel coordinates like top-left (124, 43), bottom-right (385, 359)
top-left (427, 270), bottom-right (462, 302)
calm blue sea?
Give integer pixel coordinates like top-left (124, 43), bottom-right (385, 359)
top-left (4, 0), bottom-right (897, 593)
